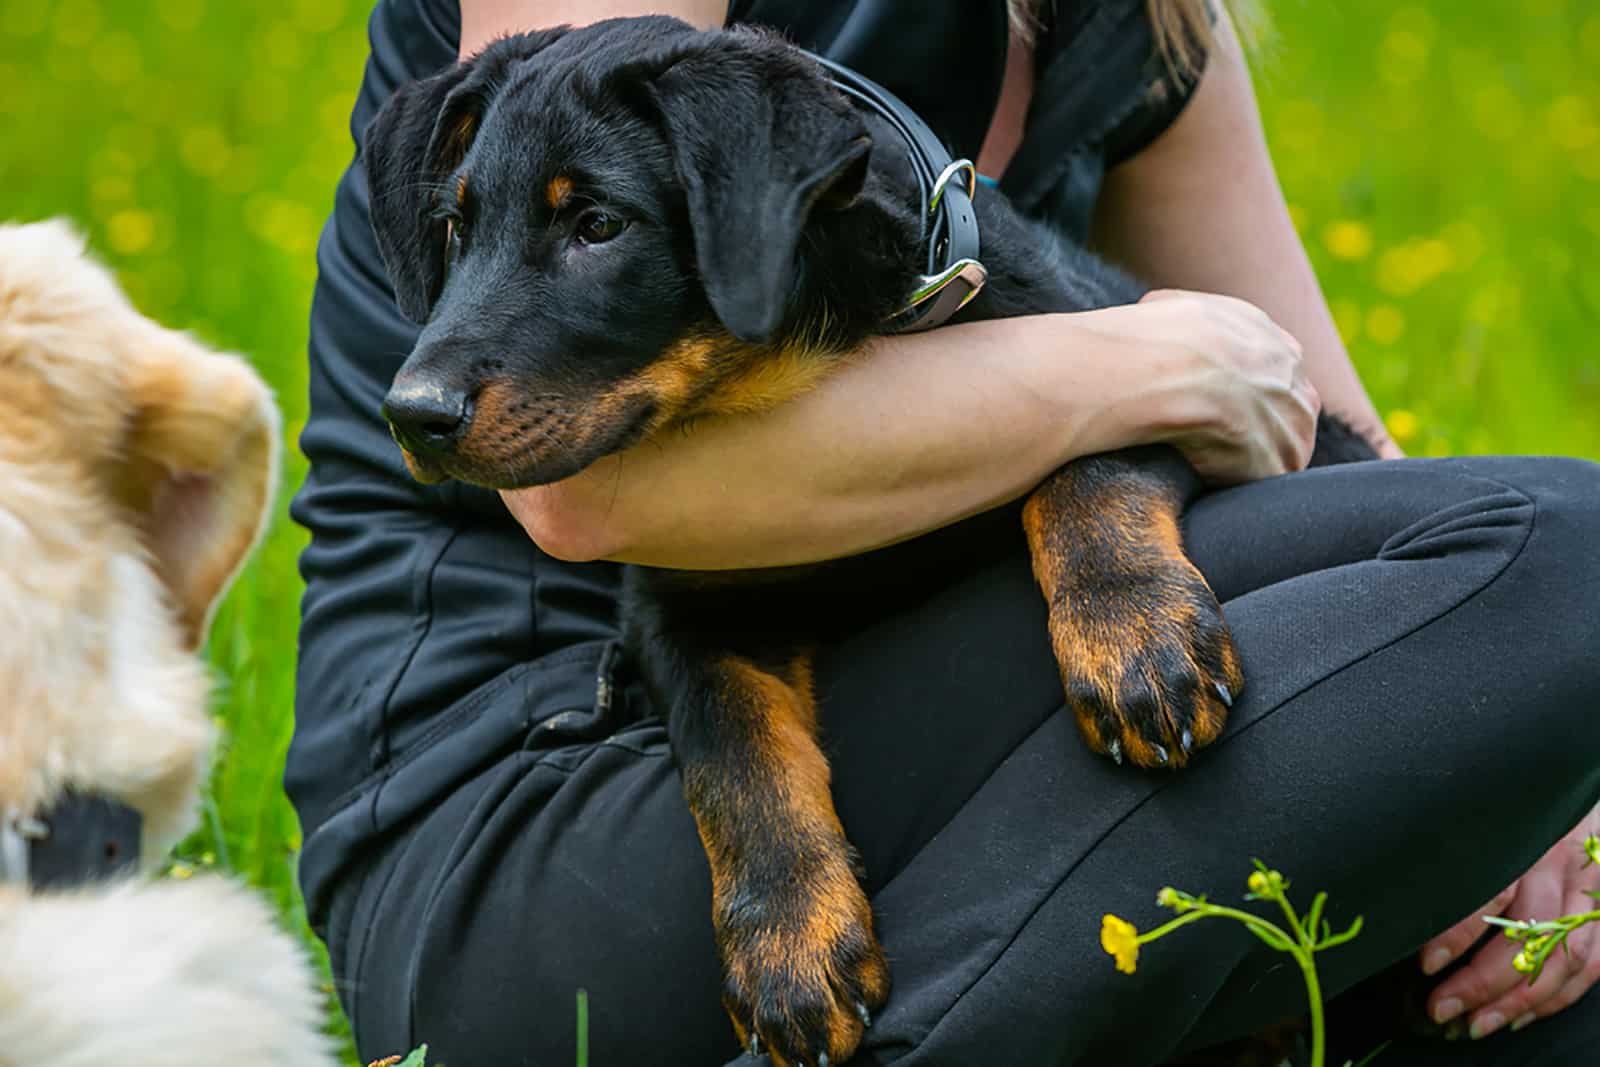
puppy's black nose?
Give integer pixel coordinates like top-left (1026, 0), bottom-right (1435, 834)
top-left (383, 382), bottom-right (474, 454)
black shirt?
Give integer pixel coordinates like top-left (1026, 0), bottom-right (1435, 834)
top-left (286, 0), bottom-right (1204, 936)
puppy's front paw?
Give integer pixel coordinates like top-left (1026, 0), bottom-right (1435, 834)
top-left (716, 859), bottom-right (889, 1067)
top-left (1046, 551), bottom-right (1241, 769)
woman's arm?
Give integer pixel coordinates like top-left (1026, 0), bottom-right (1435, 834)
top-left (507, 298), bottom-right (1317, 568)
top-left (459, 0), bottom-right (725, 56)
top-left (467, 2), bottom-right (1317, 569)
top-left (1091, 4), bottom-right (1402, 458)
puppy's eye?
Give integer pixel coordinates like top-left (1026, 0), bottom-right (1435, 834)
top-left (575, 210), bottom-right (627, 246)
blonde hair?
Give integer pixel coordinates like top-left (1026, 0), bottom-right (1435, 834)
top-left (1008, 0), bottom-right (1266, 76)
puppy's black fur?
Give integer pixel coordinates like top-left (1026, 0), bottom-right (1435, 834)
top-left (365, 18), bottom-right (1376, 1065)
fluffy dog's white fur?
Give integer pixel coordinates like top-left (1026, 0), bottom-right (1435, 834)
top-left (0, 879), bottom-right (335, 1066)
top-left (0, 219), bottom-right (335, 1065)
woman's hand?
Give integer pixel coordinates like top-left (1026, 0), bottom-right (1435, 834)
top-left (1081, 289), bottom-right (1322, 485)
top-left (1421, 808), bottom-right (1600, 1040)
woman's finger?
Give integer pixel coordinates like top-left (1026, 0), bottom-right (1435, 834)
top-left (1429, 873), bottom-right (1562, 1031)
top-left (1420, 881), bottom-right (1518, 977)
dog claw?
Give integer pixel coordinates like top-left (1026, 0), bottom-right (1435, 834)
top-left (819, 1055), bottom-right (830, 1067)
top-left (1215, 682), bottom-right (1234, 708)
top-left (1153, 744), bottom-right (1170, 765)
top-left (749, 1033), bottom-right (762, 1056)
top-left (1181, 729), bottom-right (1194, 754)
top-left (855, 1000), bottom-right (873, 1027)
top-left (1107, 739), bottom-right (1123, 765)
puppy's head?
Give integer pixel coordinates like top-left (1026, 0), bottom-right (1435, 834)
top-left (365, 17), bottom-right (873, 489)
top-left (0, 219), bottom-right (279, 649)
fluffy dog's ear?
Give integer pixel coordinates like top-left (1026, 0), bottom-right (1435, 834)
top-left (113, 326), bottom-right (280, 651)
top-left (645, 39), bottom-right (872, 344)
top-left (364, 30), bottom-right (569, 322)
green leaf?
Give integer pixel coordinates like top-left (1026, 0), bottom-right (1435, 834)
top-left (1319, 914), bottom-right (1365, 950)
top-left (1241, 921), bottom-right (1295, 952)
top-left (396, 1046), bottom-right (429, 1067)
top-left (1307, 891), bottom-right (1328, 939)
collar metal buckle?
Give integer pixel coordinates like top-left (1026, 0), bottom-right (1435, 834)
top-left (928, 159), bottom-right (978, 216)
top-left (892, 257), bottom-right (989, 332)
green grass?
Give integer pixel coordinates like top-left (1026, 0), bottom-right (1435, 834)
top-left (1, 1), bottom-right (1596, 1063)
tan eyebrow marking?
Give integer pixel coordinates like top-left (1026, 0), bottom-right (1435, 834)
top-left (455, 171), bottom-right (469, 205)
top-left (442, 112), bottom-right (478, 165)
top-left (545, 174), bottom-right (573, 210)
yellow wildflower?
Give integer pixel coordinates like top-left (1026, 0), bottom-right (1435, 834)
top-left (1386, 409), bottom-right (1420, 444)
top-left (1366, 304), bottom-right (1406, 346)
top-left (1513, 950), bottom-right (1536, 975)
top-left (106, 209), bottom-right (156, 255)
top-left (1101, 914), bottom-right (1140, 975)
top-left (1583, 834), bottom-right (1600, 868)
top-left (1322, 220), bottom-right (1373, 261)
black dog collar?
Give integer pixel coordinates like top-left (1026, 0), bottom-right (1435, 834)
top-left (806, 53), bottom-right (988, 332)
top-left (1, 793), bottom-right (142, 889)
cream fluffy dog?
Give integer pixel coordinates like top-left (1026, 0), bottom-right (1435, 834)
top-left (0, 219), bottom-right (334, 1066)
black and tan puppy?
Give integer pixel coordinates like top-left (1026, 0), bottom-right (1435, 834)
top-left (365, 18), bottom-right (1372, 1064)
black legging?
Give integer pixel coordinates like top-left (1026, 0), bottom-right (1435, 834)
top-left (334, 454), bottom-right (1600, 1065)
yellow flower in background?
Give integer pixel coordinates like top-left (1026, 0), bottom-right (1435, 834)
top-left (1366, 305), bottom-right (1407, 346)
top-left (1322, 221), bottom-right (1374, 261)
top-left (1102, 914), bottom-right (1140, 974)
top-left (1377, 239), bottom-right (1454, 296)
top-left (52, 0), bottom-right (101, 48)
top-left (1472, 83), bottom-right (1522, 140)
top-left (90, 30), bottom-right (143, 85)
top-left (1386, 409), bottom-right (1420, 444)
top-left (1548, 95), bottom-right (1598, 152)
top-left (91, 175), bottom-right (133, 206)
top-left (1440, 221), bottom-right (1485, 270)
top-left (106, 209), bottom-right (156, 255)
top-left (157, 0), bottom-right (206, 32)
top-left (180, 125), bottom-right (232, 179)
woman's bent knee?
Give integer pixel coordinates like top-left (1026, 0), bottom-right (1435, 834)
top-left (1472, 456), bottom-right (1600, 789)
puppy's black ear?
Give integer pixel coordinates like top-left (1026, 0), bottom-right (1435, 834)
top-left (646, 38), bottom-right (871, 343)
top-left (363, 30), bottom-right (569, 322)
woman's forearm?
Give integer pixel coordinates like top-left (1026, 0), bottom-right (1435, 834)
top-left (505, 312), bottom-right (1184, 569)
top-left (502, 296), bottom-right (1318, 569)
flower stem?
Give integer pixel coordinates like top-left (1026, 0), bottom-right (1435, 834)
top-left (1298, 947), bottom-right (1325, 1067)
top-left (1138, 904), bottom-right (1327, 1067)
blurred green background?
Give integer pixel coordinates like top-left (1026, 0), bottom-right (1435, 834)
top-left (2, 0), bottom-right (1597, 1060)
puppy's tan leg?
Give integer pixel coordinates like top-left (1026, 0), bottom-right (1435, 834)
top-left (671, 653), bottom-right (889, 1067)
top-left (114, 323), bottom-right (280, 649)
top-left (1023, 450), bottom-right (1242, 769)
